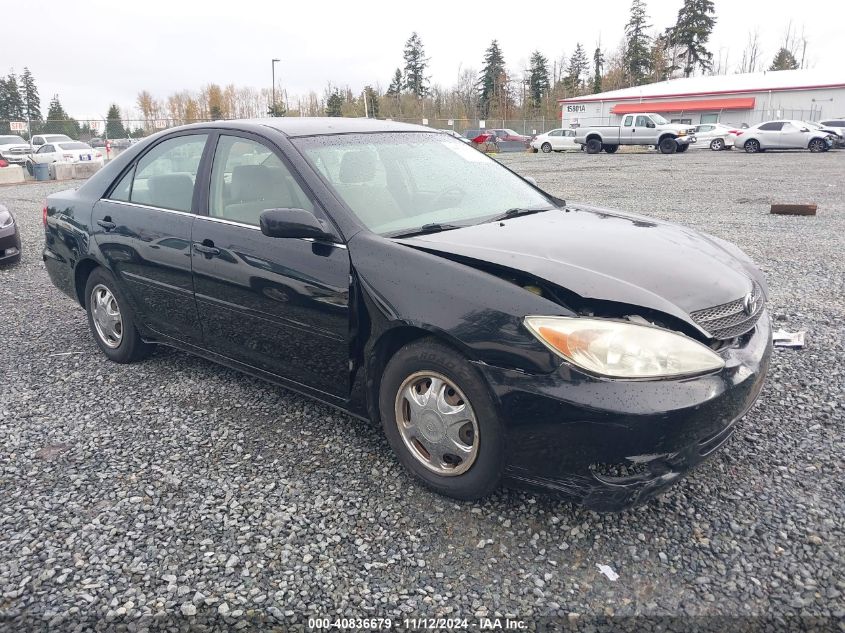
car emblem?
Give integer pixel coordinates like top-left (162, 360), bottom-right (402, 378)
top-left (743, 293), bottom-right (758, 316)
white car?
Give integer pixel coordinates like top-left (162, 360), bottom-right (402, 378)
top-left (29, 133), bottom-right (73, 148)
top-left (690, 123), bottom-right (739, 151)
top-left (735, 120), bottom-right (833, 153)
top-left (28, 141), bottom-right (104, 167)
top-left (531, 128), bottom-right (580, 153)
top-left (0, 135), bottom-right (30, 166)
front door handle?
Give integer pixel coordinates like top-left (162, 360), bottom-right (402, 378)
top-left (97, 218), bottom-right (116, 231)
top-left (194, 240), bottom-right (220, 256)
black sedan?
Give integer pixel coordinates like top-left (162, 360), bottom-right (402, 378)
top-left (42, 119), bottom-right (771, 510)
top-left (0, 204), bottom-right (21, 265)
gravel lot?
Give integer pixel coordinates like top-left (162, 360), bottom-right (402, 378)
top-left (1, 150), bottom-right (843, 631)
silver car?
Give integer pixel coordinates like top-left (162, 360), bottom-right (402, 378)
top-left (690, 123), bottom-right (739, 151)
top-left (735, 120), bottom-right (833, 153)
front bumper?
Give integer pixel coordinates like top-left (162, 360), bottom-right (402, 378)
top-left (474, 311), bottom-right (772, 511)
top-left (0, 222), bottom-right (22, 263)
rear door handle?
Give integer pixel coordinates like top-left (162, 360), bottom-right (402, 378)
top-left (97, 218), bottom-right (116, 231)
top-left (193, 240), bottom-right (220, 256)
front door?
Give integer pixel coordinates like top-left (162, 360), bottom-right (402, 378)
top-left (779, 122), bottom-right (805, 149)
top-left (631, 114), bottom-right (658, 144)
top-left (94, 132), bottom-right (209, 344)
top-left (191, 133), bottom-right (350, 397)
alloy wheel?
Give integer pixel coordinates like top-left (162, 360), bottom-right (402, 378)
top-left (90, 284), bottom-right (123, 348)
top-left (394, 371), bottom-right (479, 476)
top-left (745, 139), bottom-right (760, 153)
top-left (808, 139), bottom-right (825, 153)
top-left (710, 138), bottom-right (724, 151)
top-left (541, 142), bottom-right (552, 153)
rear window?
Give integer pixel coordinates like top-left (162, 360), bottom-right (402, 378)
top-left (821, 120), bottom-right (844, 127)
top-left (59, 143), bottom-right (90, 150)
top-left (45, 135), bottom-right (72, 142)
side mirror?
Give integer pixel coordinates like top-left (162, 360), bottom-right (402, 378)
top-left (800, 128), bottom-right (810, 133)
top-left (259, 208), bottom-right (337, 242)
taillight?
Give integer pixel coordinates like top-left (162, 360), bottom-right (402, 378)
top-left (728, 130), bottom-right (739, 135)
top-left (43, 205), bottom-right (48, 226)
top-left (0, 158), bottom-right (8, 168)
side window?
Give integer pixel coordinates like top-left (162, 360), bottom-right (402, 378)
top-left (781, 122), bottom-right (798, 133)
top-left (565, 130), bottom-right (575, 137)
top-left (623, 116), bottom-right (633, 127)
top-left (108, 168), bottom-right (134, 202)
top-left (635, 115), bottom-right (651, 127)
top-left (32, 136), bottom-right (44, 145)
top-left (130, 134), bottom-right (208, 212)
top-left (548, 130), bottom-right (561, 137)
top-left (209, 135), bottom-right (315, 227)
top-left (759, 122), bottom-right (784, 131)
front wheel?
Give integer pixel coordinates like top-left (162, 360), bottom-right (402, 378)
top-left (379, 339), bottom-right (504, 500)
top-left (676, 143), bottom-right (689, 153)
top-left (658, 138), bottom-right (677, 154)
top-left (85, 267), bottom-right (151, 363)
top-left (541, 142), bottom-right (552, 153)
top-left (744, 139), bottom-right (761, 153)
top-left (808, 138), bottom-right (826, 153)
top-left (710, 138), bottom-right (725, 151)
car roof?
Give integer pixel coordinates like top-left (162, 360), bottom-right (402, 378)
top-left (173, 117), bottom-right (433, 138)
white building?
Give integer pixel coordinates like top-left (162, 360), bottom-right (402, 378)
top-left (559, 69), bottom-right (845, 128)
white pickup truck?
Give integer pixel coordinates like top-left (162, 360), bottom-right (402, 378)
top-left (574, 113), bottom-right (697, 154)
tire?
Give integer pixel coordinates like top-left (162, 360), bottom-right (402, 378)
top-left (540, 142), bottom-right (552, 153)
top-left (84, 267), bottom-right (151, 363)
top-left (585, 138), bottom-right (602, 154)
top-left (744, 139), bottom-right (761, 153)
top-left (603, 144), bottom-right (619, 153)
top-left (808, 138), bottom-right (826, 153)
top-left (378, 339), bottom-right (504, 500)
top-left (676, 143), bottom-right (689, 153)
top-left (710, 138), bottom-right (725, 151)
top-left (658, 137), bottom-right (677, 154)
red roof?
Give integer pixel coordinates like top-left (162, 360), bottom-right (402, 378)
top-left (611, 97), bottom-right (755, 114)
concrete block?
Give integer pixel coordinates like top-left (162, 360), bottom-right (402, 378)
top-left (0, 165), bottom-right (26, 185)
top-left (72, 162), bottom-right (102, 179)
top-left (51, 163), bottom-right (75, 181)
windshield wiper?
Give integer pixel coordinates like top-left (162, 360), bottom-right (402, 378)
top-left (484, 207), bottom-right (554, 223)
top-left (386, 223), bottom-right (464, 239)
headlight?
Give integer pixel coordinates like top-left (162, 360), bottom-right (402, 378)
top-left (524, 316), bottom-right (725, 379)
top-left (0, 209), bottom-right (13, 228)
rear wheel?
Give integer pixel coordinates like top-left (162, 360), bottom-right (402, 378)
top-left (379, 339), bottom-right (504, 500)
top-left (658, 137), bottom-right (677, 154)
top-left (710, 138), bottom-right (725, 151)
top-left (85, 267), bottom-right (151, 363)
top-left (585, 139), bottom-right (602, 154)
top-left (744, 139), bottom-right (761, 153)
top-left (808, 138), bottom-right (826, 153)
top-left (603, 144), bottom-right (619, 153)
top-left (541, 142), bottom-right (552, 153)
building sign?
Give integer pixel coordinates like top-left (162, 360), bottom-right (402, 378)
top-left (9, 121), bottom-right (27, 131)
top-left (566, 104), bottom-right (586, 113)
top-left (422, 118), bottom-right (429, 125)
top-left (479, 120), bottom-right (485, 128)
top-left (154, 120), bottom-right (168, 129)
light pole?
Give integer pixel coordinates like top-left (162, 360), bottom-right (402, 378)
top-left (271, 58), bottom-right (280, 115)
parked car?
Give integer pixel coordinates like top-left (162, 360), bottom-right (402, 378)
top-left (690, 123), bottom-right (739, 150)
top-left (735, 120), bottom-right (833, 153)
top-left (439, 129), bottom-right (472, 144)
top-left (30, 133), bottom-right (73, 148)
top-left (530, 128), bottom-right (580, 153)
top-left (0, 135), bottom-right (30, 165)
top-left (574, 113), bottom-right (696, 154)
top-left (463, 128), bottom-right (529, 152)
top-left (43, 118), bottom-right (771, 511)
top-left (0, 204), bottom-right (21, 265)
top-left (89, 137), bottom-right (107, 148)
top-left (27, 141), bottom-right (104, 168)
top-left (819, 119), bottom-right (845, 147)
top-left (803, 121), bottom-right (844, 148)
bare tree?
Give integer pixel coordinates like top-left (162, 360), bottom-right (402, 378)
top-left (737, 29), bottom-right (762, 74)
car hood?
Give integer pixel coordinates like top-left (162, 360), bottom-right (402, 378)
top-left (397, 206), bottom-right (761, 332)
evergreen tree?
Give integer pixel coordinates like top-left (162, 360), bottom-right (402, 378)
top-left (402, 32), bottom-right (429, 98)
top-left (527, 51), bottom-right (550, 110)
top-left (625, 0), bottom-right (652, 85)
top-left (267, 102), bottom-right (286, 116)
top-left (565, 43), bottom-right (589, 94)
top-left (478, 40), bottom-right (506, 118)
top-left (325, 89), bottom-right (344, 117)
top-left (669, 0), bottom-right (716, 77)
top-left (43, 95), bottom-right (79, 138)
top-left (769, 48), bottom-right (799, 71)
top-left (2, 74), bottom-right (25, 121)
top-left (362, 85), bottom-right (379, 118)
top-left (20, 67), bottom-right (41, 122)
top-left (386, 68), bottom-right (403, 96)
top-left (592, 46), bottom-right (605, 93)
top-left (105, 103), bottom-right (126, 139)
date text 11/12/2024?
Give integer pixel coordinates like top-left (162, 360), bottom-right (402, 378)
top-left (308, 617), bottom-right (527, 630)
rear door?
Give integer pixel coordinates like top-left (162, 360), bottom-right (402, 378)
top-left (755, 121), bottom-right (784, 148)
top-left (191, 132), bottom-right (350, 397)
top-left (94, 132), bottom-right (209, 344)
top-left (621, 115), bottom-right (635, 144)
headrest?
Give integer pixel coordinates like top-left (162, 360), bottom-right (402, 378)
top-left (338, 151), bottom-right (376, 184)
top-left (231, 164), bottom-right (277, 202)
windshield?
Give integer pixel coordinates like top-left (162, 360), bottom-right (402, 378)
top-left (650, 113), bottom-right (669, 125)
top-left (59, 142), bottom-right (91, 150)
top-left (0, 136), bottom-right (26, 145)
top-left (293, 132), bottom-right (553, 235)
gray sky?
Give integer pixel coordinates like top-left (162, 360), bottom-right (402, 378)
top-left (4, 0), bottom-right (841, 119)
